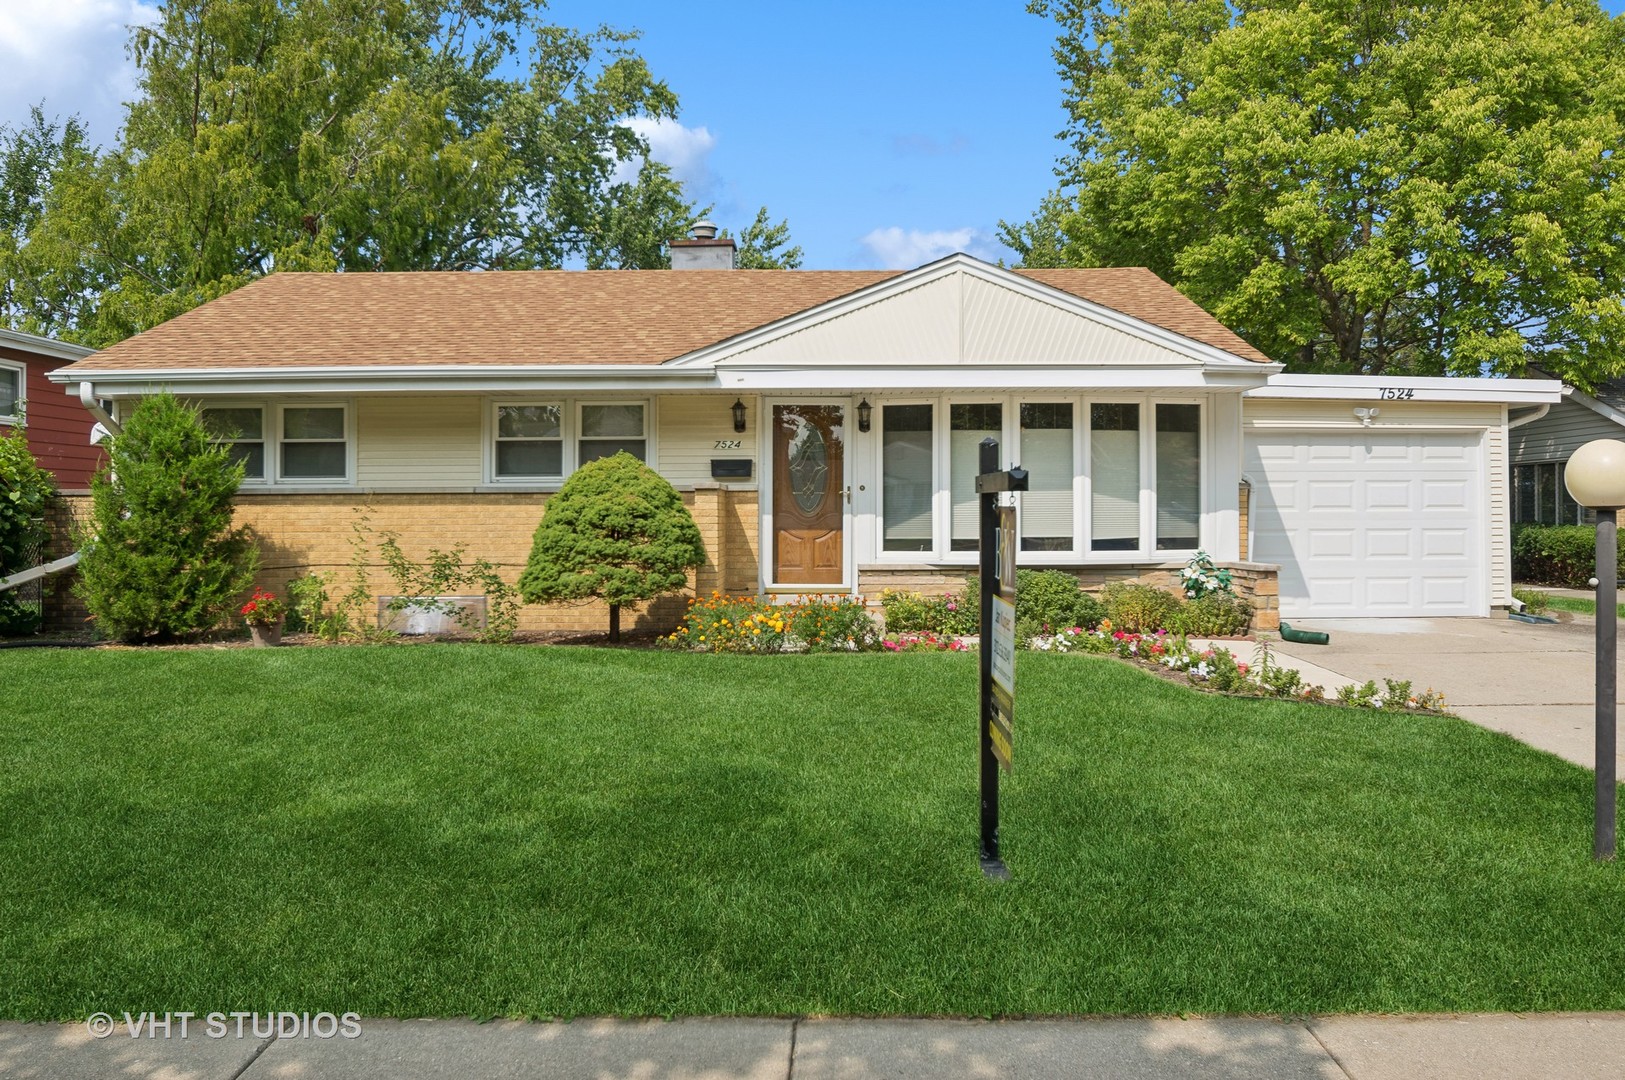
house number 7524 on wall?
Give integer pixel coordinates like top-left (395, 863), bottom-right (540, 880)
top-left (713, 440), bottom-right (742, 449)
top-left (1378, 387), bottom-right (1415, 400)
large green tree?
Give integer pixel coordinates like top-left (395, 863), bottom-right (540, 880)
top-left (1006, 0), bottom-right (1625, 387)
top-left (0, 0), bottom-right (724, 346)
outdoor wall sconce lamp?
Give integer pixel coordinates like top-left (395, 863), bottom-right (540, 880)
top-left (857, 398), bottom-right (873, 433)
top-left (1353, 407), bottom-right (1379, 426)
top-left (731, 398), bottom-right (747, 433)
top-left (1566, 438), bottom-right (1625, 861)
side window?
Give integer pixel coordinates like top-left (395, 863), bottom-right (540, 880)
top-left (494, 404), bottom-right (564, 479)
top-left (202, 407), bottom-right (267, 481)
top-left (578, 403), bottom-right (646, 464)
top-left (280, 406), bottom-right (348, 481)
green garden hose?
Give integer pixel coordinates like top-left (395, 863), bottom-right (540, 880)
top-left (1279, 621), bottom-right (1330, 645)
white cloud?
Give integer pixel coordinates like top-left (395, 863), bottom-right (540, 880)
top-left (0, 0), bottom-right (158, 145)
top-left (859, 226), bottom-right (1003, 269)
top-left (610, 117), bottom-right (719, 202)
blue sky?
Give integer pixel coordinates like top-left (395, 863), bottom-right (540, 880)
top-left (2, 1), bottom-right (1622, 270)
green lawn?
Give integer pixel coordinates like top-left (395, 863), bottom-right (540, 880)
top-left (1539, 593), bottom-right (1625, 620)
top-left (2, 645), bottom-right (1623, 1020)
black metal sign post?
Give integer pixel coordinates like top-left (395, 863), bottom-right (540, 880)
top-left (975, 437), bottom-right (1027, 880)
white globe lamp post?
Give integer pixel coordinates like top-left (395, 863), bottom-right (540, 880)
top-left (1565, 439), bottom-right (1625, 861)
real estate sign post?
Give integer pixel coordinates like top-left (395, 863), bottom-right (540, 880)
top-left (975, 437), bottom-right (1027, 880)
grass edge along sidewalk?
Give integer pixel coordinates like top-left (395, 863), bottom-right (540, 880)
top-left (2, 645), bottom-right (1623, 1020)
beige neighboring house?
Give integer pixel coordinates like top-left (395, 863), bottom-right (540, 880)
top-left (45, 236), bottom-right (1562, 633)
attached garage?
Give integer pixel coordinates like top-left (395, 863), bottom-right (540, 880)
top-left (1246, 430), bottom-right (1484, 617)
top-left (1242, 376), bottom-right (1560, 620)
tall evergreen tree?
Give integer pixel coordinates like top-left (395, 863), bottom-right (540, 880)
top-left (75, 394), bottom-right (258, 642)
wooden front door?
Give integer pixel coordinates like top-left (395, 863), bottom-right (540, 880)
top-left (772, 403), bottom-right (845, 585)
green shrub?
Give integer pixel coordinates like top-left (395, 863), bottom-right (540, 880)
top-left (0, 425), bottom-right (54, 635)
top-left (519, 453), bottom-right (705, 642)
top-left (1015, 569), bottom-right (1106, 631)
top-left (1513, 524), bottom-right (1624, 588)
top-left (1173, 591), bottom-right (1253, 637)
top-left (285, 572), bottom-right (339, 637)
top-left (1511, 586), bottom-right (1552, 615)
top-left (1102, 581), bottom-right (1183, 634)
top-left (74, 394), bottom-right (258, 642)
top-left (879, 589), bottom-right (969, 635)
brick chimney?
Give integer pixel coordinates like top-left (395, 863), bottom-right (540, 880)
top-left (669, 221), bottom-right (736, 270)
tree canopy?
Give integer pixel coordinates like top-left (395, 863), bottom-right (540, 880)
top-left (0, 0), bottom-right (801, 347)
top-left (1005, 0), bottom-right (1625, 388)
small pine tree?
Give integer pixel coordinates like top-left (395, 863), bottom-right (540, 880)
top-left (519, 452), bottom-right (706, 642)
top-left (0, 425), bottom-right (55, 635)
top-left (75, 393), bottom-right (258, 642)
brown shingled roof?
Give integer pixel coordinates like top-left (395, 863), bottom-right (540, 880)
top-left (64, 264), bottom-right (1273, 372)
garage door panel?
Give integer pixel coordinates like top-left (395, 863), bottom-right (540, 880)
top-left (1366, 530), bottom-right (1412, 558)
top-left (1308, 481), bottom-right (1354, 510)
top-left (1422, 480), bottom-right (1468, 508)
top-left (1245, 430), bottom-right (1484, 618)
top-left (1308, 530), bottom-right (1355, 558)
top-left (1364, 481), bottom-right (1413, 510)
top-left (1421, 528), bottom-right (1468, 558)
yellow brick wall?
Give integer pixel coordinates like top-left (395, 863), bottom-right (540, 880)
top-left (858, 560), bottom-right (1281, 633)
top-left (47, 487), bottom-right (760, 635)
top-left (1238, 481), bottom-right (1251, 562)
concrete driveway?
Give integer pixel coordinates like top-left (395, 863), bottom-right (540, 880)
top-left (1269, 615), bottom-right (1624, 774)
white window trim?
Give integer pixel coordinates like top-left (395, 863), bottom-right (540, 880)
top-left (1150, 398), bottom-right (1206, 556)
top-left (483, 397), bottom-right (653, 488)
top-left (876, 398), bottom-right (938, 560)
top-left (862, 393), bottom-right (1209, 566)
top-left (201, 401), bottom-right (270, 485)
top-left (275, 401), bottom-right (355, 487)
top-left (0, 358), bottom-right (24, 424)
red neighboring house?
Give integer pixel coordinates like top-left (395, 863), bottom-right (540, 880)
top-left (0, 327), bottom-right (99, 489)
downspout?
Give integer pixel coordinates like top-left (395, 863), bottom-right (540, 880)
top-left (78, 381), bottom-right (120, 436)
top-left (1508, 403), bottom-right (1550, 429)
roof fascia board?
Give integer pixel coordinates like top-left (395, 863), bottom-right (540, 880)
top-left (0, 327), bottom-right (94, 362)
top-left (1249, 373), bottom-right (1562, 405)
top-left (61, 367), bottom-right (724, 397)
top-left (716, 365), bottom-right (1273, 391)
top-left (669, 252), bottom-right (1275, 371)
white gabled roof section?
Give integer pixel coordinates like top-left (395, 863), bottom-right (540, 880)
top-left (668, 254), bottom-right (1273, 378)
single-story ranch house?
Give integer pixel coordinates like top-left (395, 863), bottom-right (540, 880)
top-left (45, 237), bottom-right (1561, 633)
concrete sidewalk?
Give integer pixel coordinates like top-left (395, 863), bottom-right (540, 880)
top-left (6, 1013), bottom-right (1625, 1079)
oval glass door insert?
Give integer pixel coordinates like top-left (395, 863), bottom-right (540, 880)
top-left (789, 422), bottom-right (829, 514)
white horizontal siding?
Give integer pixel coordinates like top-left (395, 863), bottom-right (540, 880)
top-left (1487, 412), bottom-right (1510, 606)
top-left (656, 396), bottom-right (758, 488)
top-left (357, 396), bottom-right (482, 488)
top-left (1245, 398), bottom-right (1502, 431)
top-left (1510, 398), bottom-right (1624, 463)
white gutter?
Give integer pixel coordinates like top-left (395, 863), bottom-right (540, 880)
top-left (55, 364), bottom-right (726, 398)
top-left (1507, 403), bottom-right (1551, 429)
top-left (78, 382), bottom-right (120, 435)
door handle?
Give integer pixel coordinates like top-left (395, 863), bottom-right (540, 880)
top-left (843, 485), bottom-right (852, 503)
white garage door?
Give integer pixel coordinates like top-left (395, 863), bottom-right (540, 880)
top-left (1246, 431), bottom-right (1485, 617)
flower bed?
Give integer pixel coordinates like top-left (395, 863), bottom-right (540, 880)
top-left (663, 591), bottom-right (879, 653)
top-left (1033, 620), bottom-right (1447, 712)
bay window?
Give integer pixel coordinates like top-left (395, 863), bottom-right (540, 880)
top-left (950, 403), bottom-right (1002, 551)
top-left (1020, 402), bottom-right (1074, 551)
top-left (868, 394), bottom-right (1207, 562)
top-left (1155, 403), bottom-right (1201, 550)
top-left (1090, 403), bottom-right (1140, 552)
top-left (882, 403), bottom-right (934, 552)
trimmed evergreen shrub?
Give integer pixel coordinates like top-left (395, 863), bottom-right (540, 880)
top-left (1016, 568), bottom-right (1105, 631)
top-left (519, 452), bottom-right (706, 641)
top-left (75, 393), bottom-right (258, 642)
top-left (0, 425), bottom-right (54, 635)
top-left (1513, 524), bottom-right (1625, 588)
